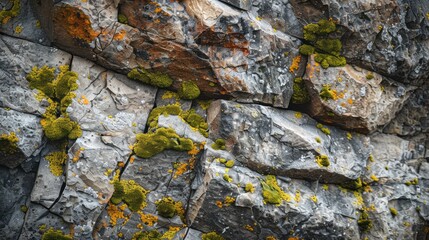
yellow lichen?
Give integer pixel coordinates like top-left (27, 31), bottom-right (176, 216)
top-left (224, 196), bottom-right (235, 206)
top-left (139, 212), bottom-right (158, 226)
top-left (245, 183), bottom-right (255, 193)
top-left (310, 195), bottom-right (318, 203)
top-left (346, 132), bottom-right (352, 140)
top-left (294, 112), bottom-right (302, 119)
top-left (289, 55), bottom-right (301, 73)
top-left (0, 132), bottom-right (19, 154)
top-left (370, 175), bottom-right (379, 182)
top-left (161, 226), bottom-right (181, 240)
top-left (45, 151), bottom-right (68, 176)
top-left (107, 203), bottom-right (126, 226)
top-left (14, 25), bottom-right (23, 34)
top-left (261, 175), bottom-right (291, 205)
top-left (173, 162), bottom-right (188, 179)
top-left (244, 224), bottom-right (254, 232)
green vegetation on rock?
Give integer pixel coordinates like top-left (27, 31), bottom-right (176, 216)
top-left (26, 65), bottom-right (82, 141)
top-left (291, 77), bottom-right (310, 104)
top-left (110, 179), bottom-right (148, 212)
top-left (0, 132), bottom-right (19, 154)
top-left (299, 19), bottom-right (347, 68)
top-left (118, 14), bottom-right (128, 24)
top-left (358, 210), bottom-right (372, 232)
top-left (0, 0), bottom-right (21, 25)
top-left (133, 127), bottom-right (193, 158)
top-left (132, 230), bottom-right (162, 240)
top-left (202, 232), bottom-right (225, 240)
top-left (127, 67), bottom-right (173, 88)
top-left (41, 228), bottom-right (72, 240)
top-left (178, 81), bottom-right (200, 100)
top-left (211, 138), bottom-right (226, 150)
top-left (156, 197), bottom-right (177, 218)
top-left (261, 175), bottom-right (291, 205)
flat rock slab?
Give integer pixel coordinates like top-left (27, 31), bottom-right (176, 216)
top-left (0, 108), bottom-right (44, 168)
top-left (207, 100), bottom-right (370, 183)
top-left (304, 56), bottom-right (413, 133)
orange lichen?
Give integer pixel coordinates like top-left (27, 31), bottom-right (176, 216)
top-left (347, 98), bottom-right (353, 104)
top-left (129, 156), bottom-right (135, 164)
top-left (139, 212), bottom-right (158, 226)
top-left (55, 5), bottom-right (98, 42)
top-left (107, 203), bottom-right (126, 226)
top-left (244, 225), bottom-right (254, 232)
top-left (79, 95), bottom-right (89, 105)
top-left (215, 201), bottom-right (223, 208)
top-left (113, 29), bottom-right (126, 41)
top-left (173, 162), bottom-right (188, 179)
top-left (289, 55), bottom-right (301, 73)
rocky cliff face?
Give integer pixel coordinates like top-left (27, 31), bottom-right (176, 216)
top-left (0, 0), bottom-right (428, 240)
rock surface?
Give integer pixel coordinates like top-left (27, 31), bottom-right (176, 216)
top-left (0, 0), bottom-right (428, 240)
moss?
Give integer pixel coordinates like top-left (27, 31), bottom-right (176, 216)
top-left (127, 67), bottom-right (173, 88)
top-left (223, 174), bottom-right (233, 182)
top-left (346, 132), bottom-right (352, 140)
top-left (27, 65), bottom-right (82, 141)
top-left (178, 81), bottom-right (200, 100)
top-left (316, 154), bottom-right (330, 167)
top-left (405, 178), bottom-right (418, 186)
top-left (366, 73), bottom-right (374, 80)
top-left (43, 117), bottom-right (81, 140)
top-left (211, 138), bottom-right (226, 150)
top-left (314, 53), bottom-right (346, 68)
top-left (341, 178), bottom-right (363, 190)
top-left (319, 84), bottom-right (336, 100)
top-left (118, 14), bottom-right (128, 24)
top-left (299, 44), bottom-right (315, 55)
top-left (316, 123), bottom-right (331, 135)
top-left (315, 39), bottom-right (342, 56)
top-left (45, 151), bottom-right (68, 176)
top-left (181, 110), bottom-right (209, 137)
top-left (0, 0), bottom-right (20, 25)
top-left (245, 183), bottom-right (255, 193)
top-left (291, 77), bottom-right (310, 104)
top-left (315, 137), bottom-right (321, 143)
top-left (224, 160), bottom-right (235, 168)
top-left (134, 127), bottom-right (193, 158)
top-left (358, 210), bottom-right (372, 232)
top-left (389, 207), bottom-right (398, 217)
top-left (202, 232), bottom-right (225, 240)
top-left (261, 175), bottom-right (291, 205)
top-left (156, 197), bottom-right (177, 218)
top-left (41, 228), bottom-right (72, 240)
top-left (20, 205), bottom-right (28, 213)
top-left (110, 179), bottom-right (148, 212)
top-left (147, 104), bottom-right (182, 127)
top-left (132, 230), bottom-right (162, 240)
top-left (0, 132), bottom-right (19, 154)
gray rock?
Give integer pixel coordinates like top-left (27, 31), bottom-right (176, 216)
top-left (304, 56), bottom-right (413, 133)
top-left (0, 166), bottom-right (37, 240)
top-left (219, 0), bottom-right (252, 10)
top-left (207, 100), bottom-right (370, 183)
top-left (0, 108), bottom-right (44, 168)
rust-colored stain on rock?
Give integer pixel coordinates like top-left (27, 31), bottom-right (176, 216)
top-left (54, 5), bottom-right (98, 42)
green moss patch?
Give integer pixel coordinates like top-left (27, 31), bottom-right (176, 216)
top-left (0, 0), bottom-right (20, 25)
top-left (202, 232), bottom-right (225, 240)
top-left (299, 19), bottom-right (346, 68)
top-left (133, 128), bottom-right (193, 158)
top-left (127, 67), bottom-right (173, 88)
top-left (211, 138), bottom-right (226, 150)
top-left (110, 179), bottom-right (148, 212)
top-left (27, 65), bottom-right (82, 141)
top-left (0, 132), bottom-right (19, 154)
top-left (178, 81), bottom-right (200, 100)
top-left (291, 77), bottom-right (310, 104)
top-left (261, 175), bottom-right (291, 205)
top-left (41, 228), bottom-right (72, 240)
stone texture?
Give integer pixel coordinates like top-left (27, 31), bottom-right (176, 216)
top-left (0, 166), bottom-right (37, 240)
top-left (304, 56), bottom-right (413, 133)
top-left (207, 100), bottom-right (370, 183)
top-left (220, 0), bottom-right (252, 10)
top-left (0, 108), bottom-right (44, 168)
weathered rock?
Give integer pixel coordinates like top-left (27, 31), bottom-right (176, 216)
top-left (304, 56), bottom-right (413, 133)
top-left (207, 100), bottom-right (370, 183)
top-left (188, 149), bottom-right (362, 240)
top-left (0, 108), bottom-right (44, 168)
top-left (37, 56), bottom-right (157, 238)
top-left (0, 34), bottom-right (72, 115)
top-left (0, 0), bottom-right (50, 45)
top-left (220, 0), bottom-right (252, 10)
top-left (384, 84), bottom-right (429, 136)
top-left (32, 0), bottom-right (302, 108)
top-left (0, 166), bottom-right (37, 240)
top-left (291, 0), bottom-right (429, 84)
top-left (19, 203), bottom-right (72, 240)
top-left (30, 144), bottom-right (65, 208)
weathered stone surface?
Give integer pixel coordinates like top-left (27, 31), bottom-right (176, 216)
top-left (291, 0), bottom-right (429, 84)
top-left (0, 34), bottom-right (72, 115)
top-left (304, 56), bottom-right (413, 133)
top-left (0, 108), bottom-right (44, 168)
top-left (30, 144), bottom-right (65, 208)
top-left (0, 166), bottom-right (37, 240)
top-left (189, 149), bottom-right (362, 240)
top-left (219, 0), bottom-right (252, 10)
top-left (384, 84), bottom-right (429, 136)
top-left (0, 0), bottom-right (50, 45)
top-left (33, 0), bottom-right (302, 108)
top-left (207, 100), bottom-right (370, 183)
